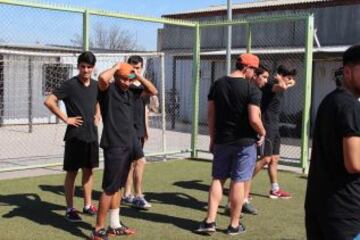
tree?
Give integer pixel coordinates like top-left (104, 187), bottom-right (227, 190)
top-left (71, 23), bottom-right (143, 50)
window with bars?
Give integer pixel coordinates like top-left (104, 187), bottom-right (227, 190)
top-left (42, 63), bottom-right (73, 96)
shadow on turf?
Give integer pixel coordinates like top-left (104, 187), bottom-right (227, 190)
top-left (39, 184), bottom-right (102, 201)
top-left (144, 192), bottom-right (207, 211)
top-left (120, 206), bottom-right (201, 232)
top-left (0, 193), bottom-right (92, 239)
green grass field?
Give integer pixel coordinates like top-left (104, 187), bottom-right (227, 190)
top-left (0, 159), bottom-right (307, 240)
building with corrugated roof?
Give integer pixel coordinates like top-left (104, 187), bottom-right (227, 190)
top-left (158, 0), bottom-right (360, 136)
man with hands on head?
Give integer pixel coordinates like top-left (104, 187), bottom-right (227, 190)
top-left (90, 61), bottom-right (157, 240)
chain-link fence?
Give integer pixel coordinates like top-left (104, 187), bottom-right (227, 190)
top-left (0, 1), bottom-right (198, 172)
top-left (192, 15), bottom-right (314, 171)
top-left (0, 0), bottom-right (314, 173)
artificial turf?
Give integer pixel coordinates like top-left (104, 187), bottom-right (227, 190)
top-left (0, 159), bottom-right (307, 240)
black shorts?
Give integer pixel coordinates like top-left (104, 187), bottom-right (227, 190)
top-left (132, 137), bottom-right (145, 161)
top-left (306, 209), bottom-right (360, 240)
top-left (260, 129), bottom-right (280, 156)
top-left (63, 139), bottom-right (99, 171)
top-left (102, 146), bottom-right (132, 194)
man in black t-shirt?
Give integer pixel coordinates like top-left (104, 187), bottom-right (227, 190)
top-left (196, 53), bottom-right (266, 236)
top-left (44, 51), bottom-right (100, 222)
top-left (305, 44), bottom-right (360, 240)
top-left (122, 55), bottom-right (157, 210)
top-left (90, 62), bottom-right (157, 240)
top-left (252, 65), bottom-right (296, 199)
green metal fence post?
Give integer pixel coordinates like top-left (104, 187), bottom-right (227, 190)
top-left (300, 15), bottom-right (314, 174)
top-left (83, 9), bottom-right (89, 51)
top-left (246, 23), bottom-right (252, 53)
top-left (191, 23), bottom-right (201, 158)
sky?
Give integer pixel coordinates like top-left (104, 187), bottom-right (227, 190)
top-left (0, 0), bottom-right (255, 50)
top-left (42, 0), bottom-right (254, 17)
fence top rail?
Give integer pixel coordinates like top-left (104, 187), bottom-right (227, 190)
top-left (199, 13), bottom-right (313, 28)
top-left (0, 48), bottom-right (165, 57)
top-left (0, 0), bottom-right (197, 27)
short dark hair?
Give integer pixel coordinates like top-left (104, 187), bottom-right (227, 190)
top-left (77, 51), bottom-right (96, 66)
top-left (127, 55), bottom-right (144, 67)
top-left (277, 65), bottom-right (297, 77)
top-left (255, 64), bottom-right (270, 76)
top-left (235, 59), bottom-right (245, 71)
top-left (343, 44), bottom-right (360, 66)
top-left (335, 67), bottom-right (343, 87)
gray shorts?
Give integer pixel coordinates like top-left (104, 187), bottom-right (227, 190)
top-left (212, 143), bottom-right (257, 182)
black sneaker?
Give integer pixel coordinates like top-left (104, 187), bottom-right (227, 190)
top-left (195, 219), bottom-right (216, 234)
top-left (83, 204), bottom-right (97, 216)
top-left (90, 228), bottom-right (108, 240)
top-left (226, 223), bottom-right (246, 236)
top-left (64, 209), bottom-right (82, 222)
top-left (242, 202), bottom-right (258, 215)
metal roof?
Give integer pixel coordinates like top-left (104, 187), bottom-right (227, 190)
top-left (164, 0), bottom-right (336, 17)
top-left (163, 45), bottom-right (349, 57)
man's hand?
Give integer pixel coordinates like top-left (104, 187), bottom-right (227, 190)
top-left (66, 116), bottom-right (83, 127)
top-left (256, 134), bottom-right (266, 146)
top-left (94, 114), bottom-right (101, 127)
top-left (209, 140), bottom-right (215, 154)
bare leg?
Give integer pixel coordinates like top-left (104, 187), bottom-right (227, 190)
top-left (229, 181), bottom-right (245, 227)
top-left (133, 158), bottom-right (146, 197)
top-left (95, 191), bottom-right (114, 231)
top-left (253, 156), bottom-right (272, 177)
top-left (64, 170), bottom-right (78, 209)
top-left (268, 155), bottom-right (280, 184)
top-left (82, 168), bottom-right (94, 207)
top-left (244, 180), bottom-right (252, 201)
top-left (110, 191), bottom-right (121, 209)
top-left (124, 163), bottom-right (135, 197)
top-left (206, 179), bottom-right (226, 222)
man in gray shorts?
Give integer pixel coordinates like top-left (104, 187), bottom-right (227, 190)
top-left (196, 53), bottom-right (266, 236)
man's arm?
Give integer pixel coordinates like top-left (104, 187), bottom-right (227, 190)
top-left (343, 136), bottom-right (360, 174)
top-left (208, 100), bottom-right (216, 153)
top-left (248, 104), bottom-right (266, 145)
top-left (44, 94), bottom-right (83, 127)
top-left (135, 73), bottom-right (158, 96)
top-left (98, 62), bottom-right (121, 91)
top-left (94, 102), bottom-right (101, 126)
top-left (272, 79), bottom-right (296, 92)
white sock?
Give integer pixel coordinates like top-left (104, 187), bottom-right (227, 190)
top-left (109, 208), bottom-right (121, 229)
top-left (271, 183), bottom-right (280, 192)
top-left (84, 204), bottom-right (91, 209)
top-left (243, 198), bottom-right (249, 203)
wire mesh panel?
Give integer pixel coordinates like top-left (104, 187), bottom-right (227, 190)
top-left (0, 3), bottom-right (82, 47)
top-left (195, 15), bottom-right (310, 167)
top-left (0, 1), bottom-right (197, 171)
top-left (0, 53), bottom-right (74, 169)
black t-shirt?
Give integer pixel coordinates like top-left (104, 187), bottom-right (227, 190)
top-left (208, 76), bottom-right (262, 145)
top-left (305, 88), bottom-right (360, 218)
top-left (53, 76), bottom-right (98, 143)
top-left (98, 82), bottom-right (136, 149)
top-left (129, 84), bottom-right (145, 138)
top-left (261, 81), bottom-right (284, 129)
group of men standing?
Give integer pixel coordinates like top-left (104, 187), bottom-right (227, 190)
top-left (43, 44), bottom-right (360, 240)
top-left (44, 52), bottom-right (157, 240)
top-left (197, 44), bottom-right (360, 240)
top-left (196, 53), bottom-right (297, 235)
